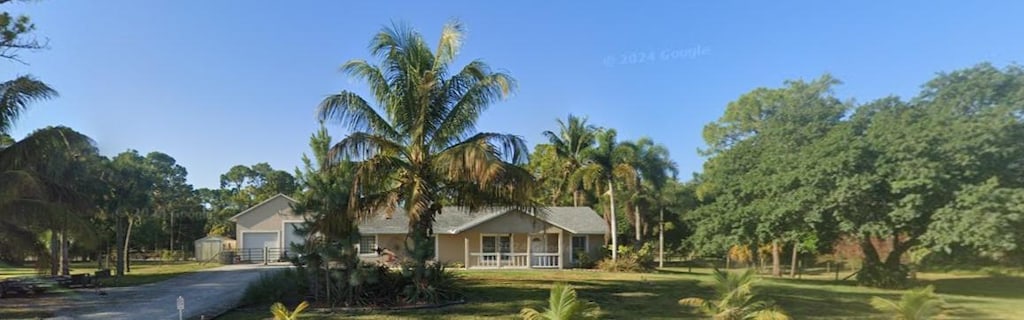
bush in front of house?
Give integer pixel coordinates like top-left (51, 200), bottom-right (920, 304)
top-left (242, 268), bottom-right (309, 306)
top-left (596, 243), bottom-right (656, 272)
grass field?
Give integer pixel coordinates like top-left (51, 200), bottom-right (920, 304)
top-left (0, 260), bottom-right (217, 286)
top-left (218, 267), bottom-right (1024, 320)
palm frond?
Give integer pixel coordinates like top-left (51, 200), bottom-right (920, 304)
top-left (0, 76), bottom-right (58, 133)
top-left (318, 90), bottom-right (400, 140)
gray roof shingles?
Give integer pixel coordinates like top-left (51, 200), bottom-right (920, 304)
top-left (357, 207), bottom-right (607, 235)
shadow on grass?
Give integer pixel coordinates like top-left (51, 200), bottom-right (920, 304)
top-left (922, 275), bottom-right (1024, 300)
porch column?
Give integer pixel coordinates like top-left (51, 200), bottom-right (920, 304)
top-left (526, 234), bottom-right (532, 268)
top-left (464, 237), bottom-right (469, 269)
top-left (557, 231), bottom-right (564, 269)
top-left (434, 236), bottom-right (439, 262)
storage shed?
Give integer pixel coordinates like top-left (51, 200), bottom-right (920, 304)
top-left (194, 235), bottom-right (236, 261)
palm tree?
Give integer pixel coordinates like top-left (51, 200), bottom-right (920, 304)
top-left (1, 76), bottom-right (57, 134)
top-left (270, 301), bottom-right (309, 320)
top-left (576, 129), bottom-right (634, 260)
top-left (623, 138), bottom-right (678, 242)
top-left (542, 114), bottom-right (597, 206)
top-left (679, 269), bottom-right (790, 320)
top-left (317, 21), bottom-right (537, 290)
top-left (0, 126), bottom-right (97, 271)
top-left (520, 283), bottom-right (600, 320)
top-left (870, 285), bottom-right (944, 320)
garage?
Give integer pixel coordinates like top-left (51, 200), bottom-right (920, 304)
top-left (241, 232), bottom-right (279, 262)
top-left (283, 222), bottom-right (305, 258)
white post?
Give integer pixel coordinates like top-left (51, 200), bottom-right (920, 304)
top-left (557, 231), bottom-right (564, 269)
top-left (464, 237), bottom-right (469, 269)
top-left (263, 247), bottom-right (268, 265)
top-left (434, 236), bottom-right (439, 262)
top-left (497, 236), bottom-right (503, 268)
top-left (176, 296), bottom-right (184, 320)
top-left (510, 233), bottom-right (515, 267)
top-left (526, 234), bottom-right (532, 268)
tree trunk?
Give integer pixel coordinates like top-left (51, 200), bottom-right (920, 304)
top-left (658, 208), bottom-right (664, 269)
top-left (634, 205), bottom-right (642, 242)
top-left (573, 189), bottom-right (580, 207)
top-left (124, 215), bottom-right (135, 273)
top-left (789, 242), bottom-right (798, 278)
top-left (608, 180), bottom-right (618, 261)
top-left (49, 232), bottom-right (59, 276)
top-left (771, 240), bottom-right (781, 277)
top-left (60, 231), bottom-right (70, 276)
top-left (169, 211), bottom-right (174, 255)
top-left (115, 217), bottom-right (125, 277)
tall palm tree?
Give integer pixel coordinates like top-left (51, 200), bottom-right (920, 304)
top-left (679, 269), bottom-right (790, 320)
top-left (520, 283), bottom-right (600, 320)
top-left (623, 138), bottom-right (678, 242)
top-left (870, 285), bottom-right (944, 320)
top-left (542, 114), bottom-right (597, 206)
top-left (576, 129), bottom-right (635, 260)
top-left (317, 21), bottom-right (537, 289)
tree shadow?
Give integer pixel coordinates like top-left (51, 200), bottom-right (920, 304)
top-left (921, 275), bottom-right (1024, 300)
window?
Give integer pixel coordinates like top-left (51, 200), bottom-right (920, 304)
top-left (571, 236), bottom-right (587, 255)
top-left (481, 235), bottom-right (511, 261)
top-left (358, 236), bottom-right (376, 254)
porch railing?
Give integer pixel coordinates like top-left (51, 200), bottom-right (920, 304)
top-left (469, 252), bottom-right (559, 268)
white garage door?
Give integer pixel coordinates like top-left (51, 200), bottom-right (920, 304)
top-left (283, 222), bottom-right (305, 258)
top-left (242, 232), bottom-right (279, 262)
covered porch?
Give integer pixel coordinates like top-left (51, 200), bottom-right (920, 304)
top-left (464, 232), bottom-right (565, 269)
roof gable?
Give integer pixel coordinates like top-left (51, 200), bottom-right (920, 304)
top-left (228, 194), bottom-right (299, 221)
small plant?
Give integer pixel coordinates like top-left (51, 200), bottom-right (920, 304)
top-left (270, 300), bottom-right (309, 320)
top-left (520, 283), bottom-right (600, 320)
top-left (596, 243), bottom-right (655, 272)
top-left (678, 269), bottom-right (789, 320)
top-left (869, 285), bottom-right (944, 320)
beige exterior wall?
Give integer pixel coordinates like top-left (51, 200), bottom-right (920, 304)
top-left (235, 196), bottom-right (304, 249)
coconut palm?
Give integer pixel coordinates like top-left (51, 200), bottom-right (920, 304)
top-left (575, 129), bottom-right (635, 260)
top-left (679, 268), bottom-right (790, 320)
top-left (0, 126), bottom-right (97, 269)
top-left (270, 300), bottom-right (309, 320)
top-left (520, 283), bottom-right (600, 320)
top-left (542, 114), bottom-right (597, 206)
top-left (317, 21), bottom-right (537, 293)
top-left (870, 285), bottom-right (944, 320)
top-left (1, 76), bottom-right (56, 134)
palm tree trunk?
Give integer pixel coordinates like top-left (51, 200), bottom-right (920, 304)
top-left (608, 180), bottom-right (618, 261)
top-left (573, 189), bottom-right (580, 207)
top-left (658, 208), bottom-right (664, 269)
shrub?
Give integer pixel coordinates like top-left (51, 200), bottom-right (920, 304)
top-left (679, 269), bottom-right (790, 320)
top-left (520, 283), bottom-right (600, 320)
top-left (242, 268), bottom-right (308, 306)
top-left (401, 262), bottom-right (463, 304)
top-left (160, 250), bottom-right (184, 262)
top-left (270, 300), bottom-right (309, 320)
top-left (597, 243), bottom-right (655, 272)
top-left (573, 250), bottom-right (596, 269)
top-left (870, 285), bottom-right (944, 320)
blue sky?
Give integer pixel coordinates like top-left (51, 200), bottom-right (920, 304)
top-left (3, 1), bottom-right (1022, 189)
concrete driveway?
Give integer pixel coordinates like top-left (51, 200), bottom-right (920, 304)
top-left (49, 263), bottom-right (290, 320)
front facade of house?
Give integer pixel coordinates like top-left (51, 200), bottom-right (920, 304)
top-left (231, 194), bottom-right (607, 269)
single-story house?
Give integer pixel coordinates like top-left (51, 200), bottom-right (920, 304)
top-left (230, 194), bottom-right (608, 269)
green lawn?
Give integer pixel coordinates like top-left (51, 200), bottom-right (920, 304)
top-left (218, 267), bottom-right (1024, 320)
top-left (1, 261), bottom-right (217, 287)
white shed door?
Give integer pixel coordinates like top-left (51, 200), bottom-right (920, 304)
top-left (242, 232), bottom-right (278, 261)
top-left (283, 222), bottom-right (305, 255)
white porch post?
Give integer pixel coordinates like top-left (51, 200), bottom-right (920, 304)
top-left (526, 234), bottom-right (532, 268)
top-left (434, 236), bottom-right (439, 262)
top-left (557, 231), bottom-right (564, 269)
top-left (497, 236), bottom-right (503, 268)
top-left (464, 237), bottom-right (469, 269)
